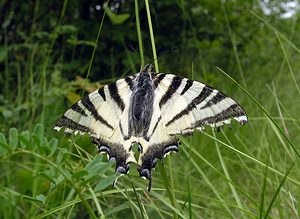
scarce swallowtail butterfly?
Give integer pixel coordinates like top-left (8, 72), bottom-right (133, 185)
top-left (54, 64), bottom-right (247, 191)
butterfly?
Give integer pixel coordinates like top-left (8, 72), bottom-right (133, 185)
top-left (54, 64), bottom-right (247, 191)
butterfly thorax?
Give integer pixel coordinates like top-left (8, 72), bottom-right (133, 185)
top-left (128, 70), bottom-right (155, 138)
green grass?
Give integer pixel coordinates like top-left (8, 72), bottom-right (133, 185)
top-left (1, 1), bottom-right (300, 218)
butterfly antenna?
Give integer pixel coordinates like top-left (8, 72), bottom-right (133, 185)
top-left (132, 47), bottom-right (178, 71)
top-left (147, 47), bottom-right (178, 67)
top-left (124, 42), bottom-right (145, 72)
top-left (126, 42), bottom-right (139, 55)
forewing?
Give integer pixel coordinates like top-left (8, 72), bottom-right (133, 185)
top-left (54, 76), bottom-right (137, 172)
top-left (155, 73), bottom-right (248, 135)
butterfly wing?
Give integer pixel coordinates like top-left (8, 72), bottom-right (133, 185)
top-left (156, 74), bottom-right (247, 135)
top-left (54, 76), bottom-right (137, 173)
top-left (137, 73), bottom-right (247, 188)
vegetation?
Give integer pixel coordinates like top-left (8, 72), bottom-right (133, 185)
top-left (1, 0), bottom-right (300, 218)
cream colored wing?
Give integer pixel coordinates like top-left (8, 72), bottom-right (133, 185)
top-left (54, 76), bottom-right (137, 173)
top-left (156, 74), bottom-right (247, 135)
top-left (137, 73), bottom-right (247, 190)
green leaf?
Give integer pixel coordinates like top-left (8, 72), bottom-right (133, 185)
top-left (48, 138), bottom-right (58, 154)
top-left (0, 133), bottom-right (7, 144)
top-left (67, 36), bottom-right (97, 47)
top-left (56, 148), bottom-right (68, 164)
top-left (41, 137), bottom-right (49, 148)
top-left (0, 47), bottom-right (7, 62)
top-left (85, 156), bottom-right (103, 171)
top-left (56, 25), bottom-right (77, 34)
top-left (19, 131), bottom-right (31, 148)
top-left (51, 170), bottom-right (71, 190)
top-left (104, 7), bottom-right (130, 25)
top-left (35, 194), bottom-right (46, 204)
top-left (0, 132), bottom-right (9, 155)
top-left (94, 174), bottom-right (118, 192)
top-left (84, 162), bottom-right (114, 182)
top-left (72, 169), bottom-right (88, 179)
top-left (83, 156), bottom-right (114, 182)
top-left (34, 123), bottom-right (44, 142)
top-left (9, 127), bottom-right (18, 149)
top-left (31, 135), bottom-right (41, 147)
top-left (34, 31), bottom-right (50, 39)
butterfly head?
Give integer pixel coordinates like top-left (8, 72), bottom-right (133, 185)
top-left (141, 64), bottom-right (155, 78)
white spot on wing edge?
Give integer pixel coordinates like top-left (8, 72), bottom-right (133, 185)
top-left (196, 126), bottom-right (205, 132)
top-left (54, 126), bottom-right (62, 131)
top-left (235, 115), bottom-right (248, 123)
top-left (54, 126), bottom-right (89, 136)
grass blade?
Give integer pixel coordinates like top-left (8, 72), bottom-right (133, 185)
top-left (81, 11), bottom-right (106, 97)
top-left (135, 0), bottom-right (144, 68)
top-left (145, 0), bottom-right (159, 72)
top-left (213, 130), bottom-right (245, 218)
top-left (276, 32), bottom-right (300, 96)
top-left (263, 163), bottom-right (295, 219)
top-left (216, 67), bottom-right (300, 158)
top-left (144, 1), bottom-right (179, 217)
top-left (259, 164), bottom-right (268, 219)
top-left (187, 176), bottom-right (192, 219)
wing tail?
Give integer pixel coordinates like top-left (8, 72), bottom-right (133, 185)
top-left (137, 140), bottom-right (179, 191)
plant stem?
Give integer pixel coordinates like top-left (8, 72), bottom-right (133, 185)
top-left (135, 0), bottom-right (144, 68)
top-left (145, 0), bottom-right (159, 72)
top-left (81, 11), bottom-right (106, 97)
top-left (144, 1), bottom-right (178, 218)
top-left (18, 150), bottom-right (97, 219)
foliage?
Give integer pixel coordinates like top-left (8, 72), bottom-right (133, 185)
top-left (1, 0), bottom-right (300, 218)
top-left (0, 124), bottom-right (119, 218)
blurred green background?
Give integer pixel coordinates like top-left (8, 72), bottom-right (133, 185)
top-left (1, 0), bottom-right (300, 218)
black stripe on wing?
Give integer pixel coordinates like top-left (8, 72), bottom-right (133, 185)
top-left (81, 95), bottom-right (114, 130)
top-left (194, 104), bottom-right (247, 127)
top-left (125, 76), bottom-right (134, 91)
top-left (56, 115), bottom-right (90, 133)
top-left (71, 102), bottom-right (87, 116)
top-left (98, 87), bottom-right (106, 101)
top-left (166, 86), bottom-right (213, 126)
top-left (119, 122), bottom-right (130, 141)
top-left (146, 116), bottom-right (162, 141)
top-left (200, 91), bottom-right (227, 109)
top-left (180, 79), bottom-right (193, 95)
top-left (159, 76), bottom-right (183, 108)
top-left (108, 82), bottom-right (125, 111)
top-left (154, 74), bottom-right (166, 88)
